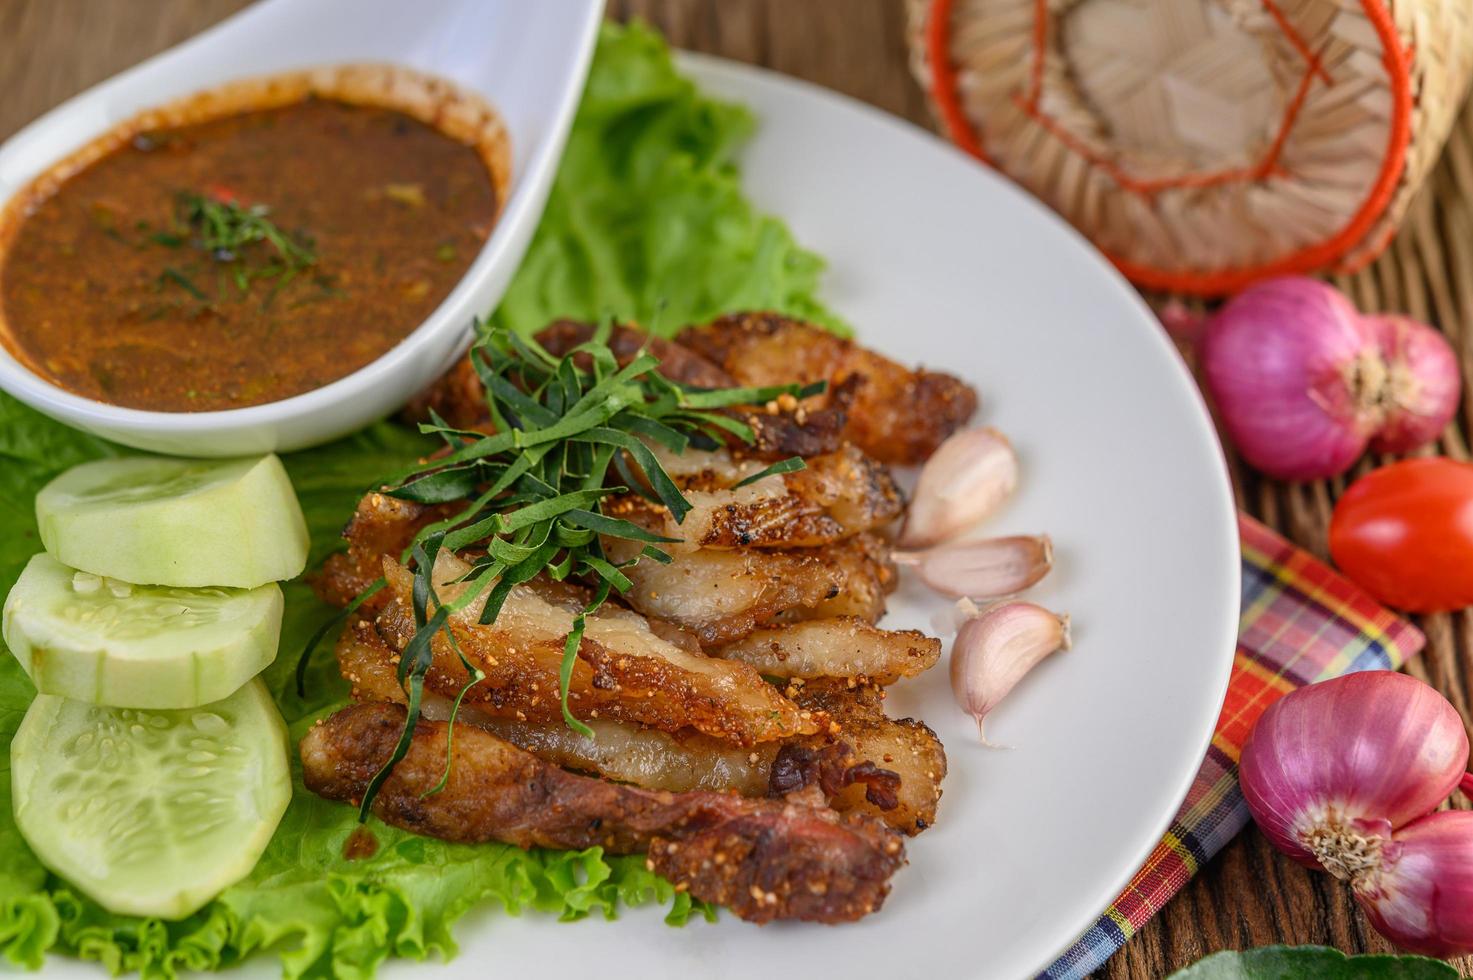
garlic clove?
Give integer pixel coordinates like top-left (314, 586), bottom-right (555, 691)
top-left (898, 427), bottom-right (1018, 549)
top-left (950, 600), bottom-right (1070, 741)
top-left (898, 534), bottom-right (1052, 599)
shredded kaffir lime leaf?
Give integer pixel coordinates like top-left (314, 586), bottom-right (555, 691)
top-left (177, 192), bottom-right (316, 269)
top-left (305, 320), bottom-right (820, 819)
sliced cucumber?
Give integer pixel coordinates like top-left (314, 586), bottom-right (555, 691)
top-left (36, 454), bottom-right (308, 588)
top-left (3, 553), bottom-right (283, 709)
top-left (10, 678), bottom-right (290, 920)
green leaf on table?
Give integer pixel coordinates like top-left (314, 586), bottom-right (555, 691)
top-left (489, 19), bottom-right (841, 337)
top-left (1168, 946), bottom-right (1460, 979)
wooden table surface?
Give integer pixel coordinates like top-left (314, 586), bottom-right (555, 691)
top-left (3, 2), bottom-right (1471, 977)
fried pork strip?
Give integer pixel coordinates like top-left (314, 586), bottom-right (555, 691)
top-left (302, 701), bottom-right (905, 922)
top-left (792, 680), bottom-right (947, 835)
top-left (717, 618), bottom-right (941, 685)
top-left (403, 355), bottom-right (488, 429)
top-left (678, 312), bottom-right (978, 464)
top-left (407, 320), bottom-right (850, 459)
top-left (600, 532), bottom-right (892, 647)
top-left (535, 320), bottom-right (735, 388)
top-left (403, 320), bottom-right (733, 431)
top-left (789, 531), bottom-right (896, 622)
top-left (603, 537), bottom-right (842, 647)
top-left (609, 444), bottom-right (903, 552)
top-left (340, 622), bottom-right (778, 794)
top-left (338, 618), bottom-right (927, 833)
top-left (370, 554), bottom-right (817, 745)
top-left (311, 493), bottom-right (455, 609)
top-left (538, 320), bottom-right (855, 461)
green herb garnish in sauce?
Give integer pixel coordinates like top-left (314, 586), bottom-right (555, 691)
top-left (177, 192), bottom-right (315, 271)
top-left (147, 192), bottom-right (318, 308)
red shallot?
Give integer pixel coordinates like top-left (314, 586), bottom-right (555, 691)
top-left (1356, 810), bottom-right (1473, 958)
top-left (1240, 671), bottom-right (1473, 957)
top-left (1364, 314), bottom-right (1462, 454)
top-left (1200, 278), bottom-right (1459, 480)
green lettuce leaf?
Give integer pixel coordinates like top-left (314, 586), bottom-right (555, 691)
top-left (0, 18), bottom-right (829, 977)
top-left (490, 19), bottom-right (841, 337)
top-left (1168, 947), bottom-right (1459, 979)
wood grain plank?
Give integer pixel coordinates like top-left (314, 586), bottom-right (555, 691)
top-left (2, 2), bottom-right (1470, 977)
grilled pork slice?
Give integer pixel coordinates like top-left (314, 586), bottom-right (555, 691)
top-left (604, 538), bottom-right (843, 648)
top-left (451, 709), bottom-right (780, 796)
top-left (537, 320), bottom-right (855, 461)
top-left (339, 620), bottom-right (777, 794)
top-left (602, 531), bottom-right (893, 647)
top-left (302, 701), bottom-right (905, 923)
top-left (793, 680), bottom-right (947, 835)
top-left (610, 445), bottom-right (903, 553)
top-left (311, 493), bottom-right (455, 609)
top-left (678, 312), bottom-right (978, 464)
top-left (408, 320), bottom-right (850, 459)
top-left (403, 355), bottom-right (488, 429)
top-left (370, 554), bottom-right (817, 745)
top-left (788, 532), bottom-right (897, 622)
top-left (716, 618), bottom-right (941, 685)
top-left (404, 317), bottom-right (727, 429)
top-left (339, 620), bottom-right (912, 822)
top-left (535, 320), bottom-right (735, 388)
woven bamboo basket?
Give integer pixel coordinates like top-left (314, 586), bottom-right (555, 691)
top-left (907, 0), bottom-right (1473, 295)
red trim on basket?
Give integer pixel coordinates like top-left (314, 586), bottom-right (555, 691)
top-left (1027, 0), bottom-right (1048, 110)
top-left (1261, 0), bottom-right (1333, 86)
top-left (923, 0), bottom-right (1415, 296)
top-left (926, 0), bottom-right (991, 163)
top-left (1254, 65), bottom-right (1319, 180)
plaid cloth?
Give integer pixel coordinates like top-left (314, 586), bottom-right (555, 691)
top-left (1042, 514), bottom-right (1426, 979)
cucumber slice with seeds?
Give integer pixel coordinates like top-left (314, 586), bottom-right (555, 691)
top-left (9, 678), bottom-right (290, 920)
top-left (36, 454), bottom-right (308, 589)
top-left (3, 553), bottom-right (283, 708)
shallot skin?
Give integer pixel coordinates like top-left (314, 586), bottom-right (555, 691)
top-left (1366, 314), bottom-right (1461, 454)
top-left (1239, 671), bottom-right (1469, 871)
top-left (1357, 811), bottom-right (1473, 958)
top-left (1202, 279), bottom-right (1376, 481)
top-left (1200, 278), bottom-right (1460, 480)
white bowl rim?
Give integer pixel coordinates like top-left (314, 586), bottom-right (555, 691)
top-left (0, 3), bottom-right (602, 438)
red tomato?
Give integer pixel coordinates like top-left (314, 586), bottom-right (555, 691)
top-left (1330, 458), bottom-right (1473, 613)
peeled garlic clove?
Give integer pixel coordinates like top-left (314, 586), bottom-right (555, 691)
top-left (951, 601), bottom-right (1070, 741)
top-left (898, 534), bottom-right (1052, 599)
top-left (899, 428), bottom-right (1018, 549)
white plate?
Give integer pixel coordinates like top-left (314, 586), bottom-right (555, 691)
top-left (42, 52), bottom-right (1240, 980)
top-left (430, 55), bottom-right (1239, 980)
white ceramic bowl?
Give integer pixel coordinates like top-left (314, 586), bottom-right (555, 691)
top-left (0, 0), bottom-right (603, 456)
